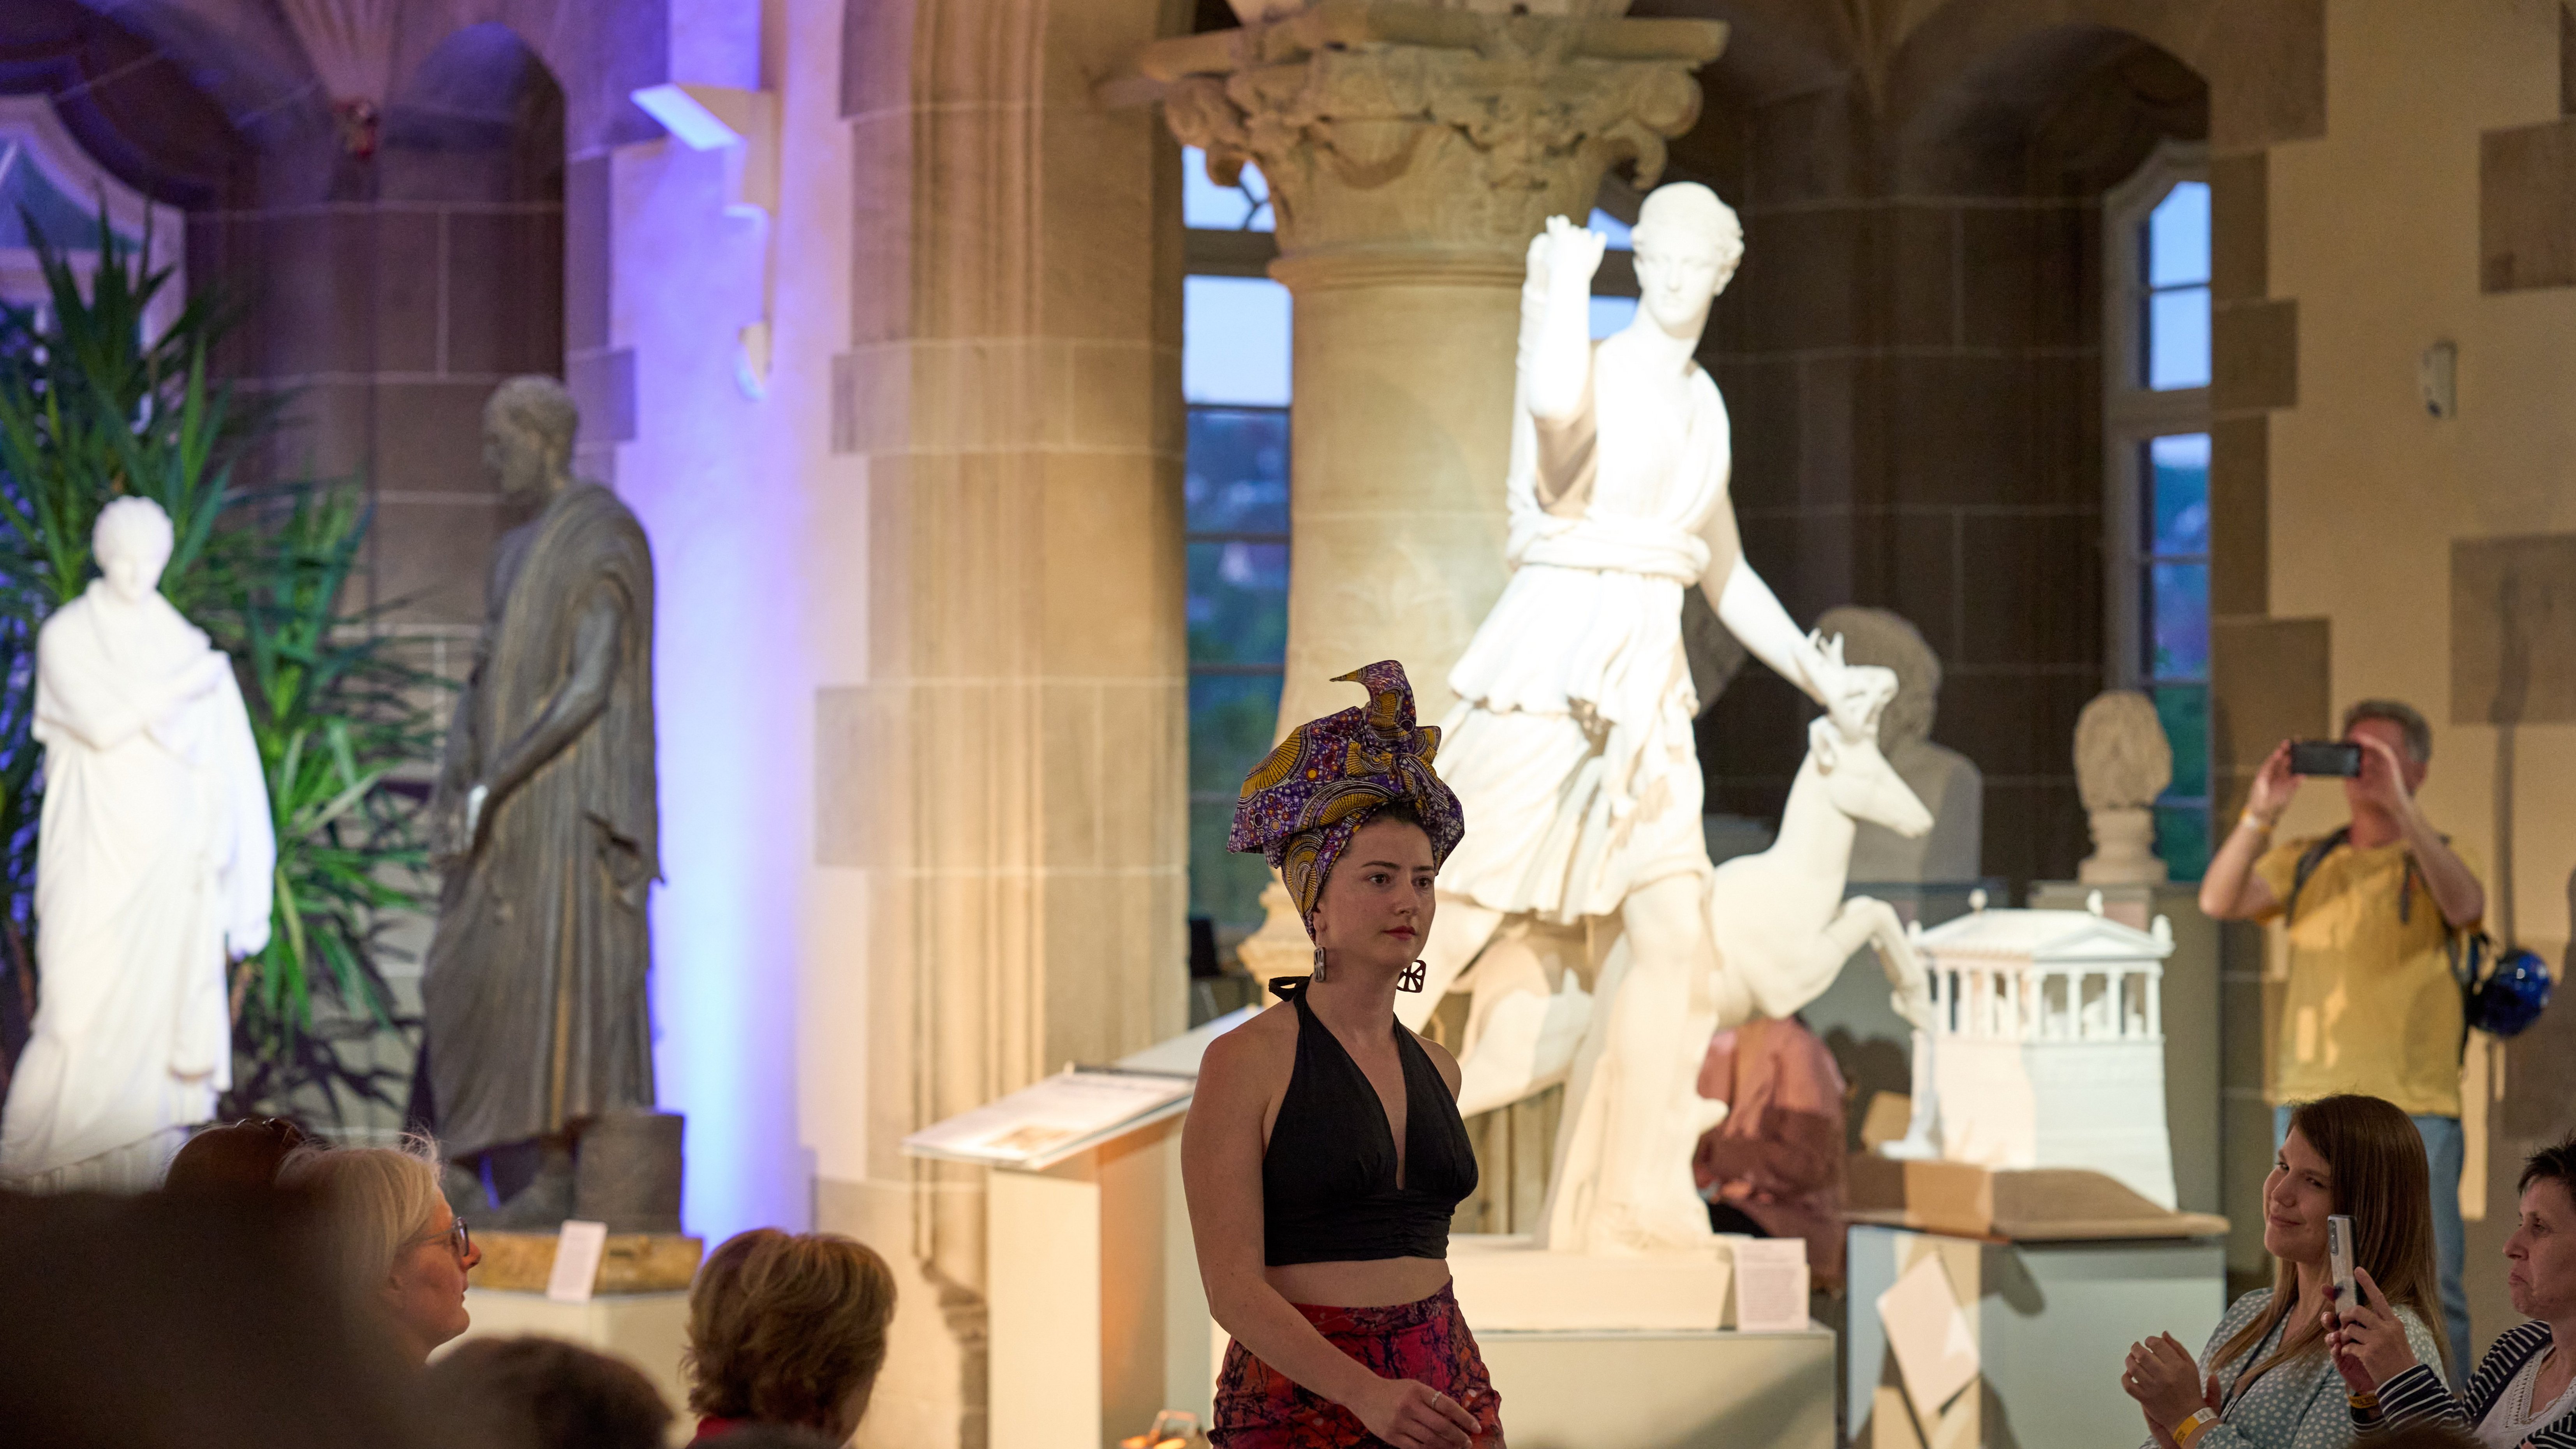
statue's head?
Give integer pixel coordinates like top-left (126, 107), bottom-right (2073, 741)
top-left (2074, 690), bottom-right (2175, 813)
top-left (483, 376), bottom-right (580, 499)
top-left (1631, 182), bottom-right (1744, 335)
top-left (1817, 606), bottom-right (1942, 750)
top-left (93, 496), bottom-right (174, 604)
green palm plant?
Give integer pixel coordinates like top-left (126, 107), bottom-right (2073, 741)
top-left (0, 214), bottom-right (438, 1122)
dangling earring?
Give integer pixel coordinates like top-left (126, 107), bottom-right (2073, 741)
top-left (1399, 960), bottom-right (1427, 993)
top-left (1311, 945), bottom-right (1327, 983)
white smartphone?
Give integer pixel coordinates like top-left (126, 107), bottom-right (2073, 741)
top-left (2328, 1214), bottom-right (2357, 1311)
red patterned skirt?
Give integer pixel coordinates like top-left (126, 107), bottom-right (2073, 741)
top-left (1210, 1283), bottom-right (1505, 1447)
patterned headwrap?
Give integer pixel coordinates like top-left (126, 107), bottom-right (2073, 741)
top-left (1226, 661), bottom-right (1466, 936)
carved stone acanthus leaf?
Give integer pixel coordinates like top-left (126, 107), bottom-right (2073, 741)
top-left (1163, 10), bottom-right (1716, 262)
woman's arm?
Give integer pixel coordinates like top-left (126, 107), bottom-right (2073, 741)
top-left (1181, 1028), bottom-right (1476, 1449)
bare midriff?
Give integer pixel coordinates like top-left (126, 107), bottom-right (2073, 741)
top-left (1266, 1255), bottom-right (1453, 1309)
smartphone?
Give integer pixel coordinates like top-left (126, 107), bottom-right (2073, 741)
top-left (2291, 740), bottom-right (2364, 777)
top-left (2328, 1214), bottom-right (2357, 1310)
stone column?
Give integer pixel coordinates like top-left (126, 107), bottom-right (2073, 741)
top-left (1144, 3), bottom-right (1724, 971)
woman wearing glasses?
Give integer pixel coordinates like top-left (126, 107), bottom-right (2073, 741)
top-left (280, 1137), bottom-right (482, 1363)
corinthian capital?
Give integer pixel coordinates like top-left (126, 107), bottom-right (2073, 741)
top-left (1146, 1), bottom-right (1727, 269)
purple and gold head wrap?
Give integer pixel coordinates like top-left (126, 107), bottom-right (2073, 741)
top-left (1226, 661), bottom-right (1465, 937)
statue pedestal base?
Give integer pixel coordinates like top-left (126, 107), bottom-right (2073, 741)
top-left (449, 1289), bottom-right (691, 1415)
top-left (467, 1230), bottom-right (705, 1294)
top-left (1477, 1321), bottom-right (1835, 1449)
top-left (1844, 1156), bottom-right (2227, 1241)
top-left (1447, 1233), bottom-right (1733, 1331)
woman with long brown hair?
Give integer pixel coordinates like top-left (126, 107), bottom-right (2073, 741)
top-left (2122, 1094), bottom-right (2449, 1449)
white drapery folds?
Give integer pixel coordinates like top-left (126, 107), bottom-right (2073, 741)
top-left (0, 575), bottom-right (273, 1189)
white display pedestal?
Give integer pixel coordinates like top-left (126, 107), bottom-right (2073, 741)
top-left (986, 1115), bottom-right (1209, 1449)
top-left (450, 1289), bottom-right (694, 1417)
top-left (1478, 1324), bottom-right (1836, 1449)
top-left (1845, 1222), bottom-right (2225, 1448)
top-left (1447, 1234), bottom-right (1734, 1331)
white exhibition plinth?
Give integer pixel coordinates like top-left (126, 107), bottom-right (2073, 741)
top-left (1478, 1324), bottom-right (1837, 1449)
top-left (1846, 1221), bottom-right (2226, 1448)
top-left (450, 1289), bottom-right (694, 1418)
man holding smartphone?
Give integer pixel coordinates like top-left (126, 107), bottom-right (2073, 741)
top-left (2201, 698), bottom-right (2485, 1378)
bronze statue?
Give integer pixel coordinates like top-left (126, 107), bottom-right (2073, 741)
top-left (422, 376), bottom-right (659, 1224)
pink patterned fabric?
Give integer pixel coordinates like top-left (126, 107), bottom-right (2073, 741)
top-left (1226, 661), bottom-right (1465, 937)
top-left (1210, 1284), bottom-right (1504, 1447)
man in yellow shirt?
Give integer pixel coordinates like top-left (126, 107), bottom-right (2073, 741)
top-left (2200, 698), bottom-right (2485, 1378)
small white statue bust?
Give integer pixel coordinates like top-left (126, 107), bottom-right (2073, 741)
top-left (0, 497), bottom-right (275, 1191)
top-left (1827, 606), bottom-right (1982, 883)
top-left (2074, 690), bottom-right (2174, 885)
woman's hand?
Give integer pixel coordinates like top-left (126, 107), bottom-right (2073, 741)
top-left (2325, 1267), bottom-right (2421, 1396)
top-left (1350, 1377), bottom-right (1480, 1449)
top-left (2123, 1333), bottom-right (2212, 1430)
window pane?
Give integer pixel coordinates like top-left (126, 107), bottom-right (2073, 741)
top-left (2154, 803), bottom-right (2212, 882)
top-left (1184, 275), bottom-right (1292, 406)
top-left (1588, 207), bottom-right (1634, 250)
top-left (1182, 145), bottom-right (1275, 233)
top-left (1186, 407), bottom-right (1290, 535)
top-left (2147, 432), bottom-right (2210, 556)
top-left (1188, 541), bottom-right (1290, 668)
top-left (2147, 285), bottom-right (2211, 390)
top-left (1189, 672), bottom-right (1286, 797)
top-left (1192, 799), bottom-right (1279, 927)
top-left (2148, 560), bottom-right (2210, 681)
top-left (1588, 295), bottom-right (1638, 339)
top-left (2147, 181), bottom-right (2210, 287)
top-left (2151, 682), bottom-right (2210, 799)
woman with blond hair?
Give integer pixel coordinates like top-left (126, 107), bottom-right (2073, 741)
top-left (2122, 1095), bottom-right (2449, 1449)
top-left (684, 1227), bottom-right (897, 1444)
top-left (277, 1135), bottom-right (480, 1364)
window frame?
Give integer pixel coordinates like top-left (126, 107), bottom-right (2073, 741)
top-left (0, 97), bottom-right (186, 339)
top-left (2103, 140), bottom-right (2212, 693)
top-left (2103, 140), bottom-right (2214, 875)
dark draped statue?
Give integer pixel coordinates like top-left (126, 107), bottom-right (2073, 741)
top-left (421, 376), bottom-right (659, 1223)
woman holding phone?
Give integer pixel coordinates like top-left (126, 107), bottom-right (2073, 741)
top-left (2121, 1094), bottom-right (2450, 1449)
top-left (2329, 1133), bottom-right (2576, 1448)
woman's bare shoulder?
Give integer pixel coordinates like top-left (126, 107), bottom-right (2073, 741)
top-left (1197, 1000), bottom-right (1298, 1091)
top-left (1408, 1028), bottom-right (1463, 1095)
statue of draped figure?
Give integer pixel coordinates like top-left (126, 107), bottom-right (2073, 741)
top-left (1404, 190), bottom-right (1890, 1255)
top-left (0, 497), bottom-right (273, 1191)
top-left (421, 377), bottom-right (659, 1222)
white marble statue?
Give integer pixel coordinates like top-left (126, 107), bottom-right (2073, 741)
top-left (1401, 186), bottom-right (1899, 1255)
top-left (1824, 606), bottom-right (1983, 884)
top-left (2074, 690), bottom-right (2173, 885)
top-left (0, 498), bottom-right (273, 1191)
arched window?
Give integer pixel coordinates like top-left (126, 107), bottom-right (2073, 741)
top-left (2105, 142), bottom-right (2211, 876)
top-left (0, 97), bottom-right (184, 338)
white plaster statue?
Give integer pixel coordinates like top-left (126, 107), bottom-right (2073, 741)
top-left (0, 498), bottom-right (274, 1191)
top-left (1825, 606), bottom-right (1983, 884)
top-left (1402, 186), bottom-right (1917, 1255)
top-left (2074, 690), bottom-right (2173, 885)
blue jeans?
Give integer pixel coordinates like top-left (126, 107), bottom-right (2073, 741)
top-left (2275, 1105), bottom-right (2470, 1381)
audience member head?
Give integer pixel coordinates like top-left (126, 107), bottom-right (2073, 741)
top-left (164, 1116), bottom-right (309, 1195)
top-left (278, 1135), bottom-right (482, 1363)
top-left (0, 1188), bottom-right (427, 1449)
top-left (2507, 1132), bottom-right (2576, 1326)
top-left (2223, 1094), bottom-right (2445, 1384)
top-left (686, 1228), bottom-right (899, 1440)
top-left (424, 1335), bottom-right (670, 1449)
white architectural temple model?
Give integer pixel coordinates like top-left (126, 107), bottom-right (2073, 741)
top-left (1905, 892), bottom-right (2178, 1211)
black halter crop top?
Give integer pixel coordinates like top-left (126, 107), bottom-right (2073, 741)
top-left (1261, 978), bottom-right (1479, 1266)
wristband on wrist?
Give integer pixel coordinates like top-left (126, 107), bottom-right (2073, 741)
top-left (2174, 1408), bottom-right (2219, 1448)
top-left (2238, 811), bottom-right (2276, 835)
